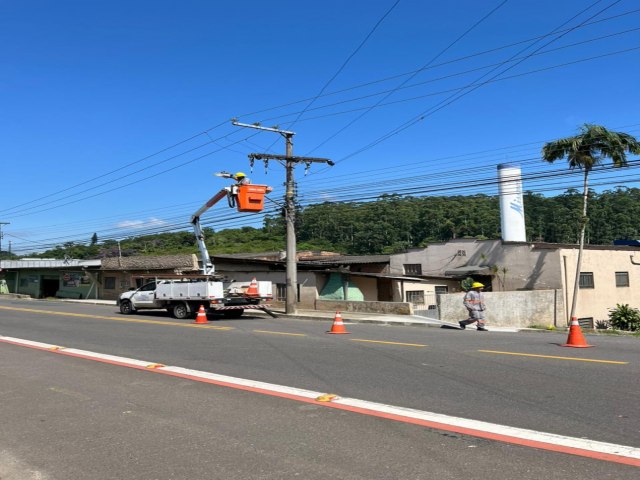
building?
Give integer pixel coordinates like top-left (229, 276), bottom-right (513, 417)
top-left (99, 254), bottom-right (200, 300)
top-left (211, 251), bottom-right (415, 312)
top-left (390, 239), bottom-right (640, 327)
top-left (0, 258), bottom-right (101, 299)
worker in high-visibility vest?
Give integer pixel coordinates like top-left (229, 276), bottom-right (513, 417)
top-left (460, 282), bottom-right (488, 331)
top-left (217, 171), bottom-right (251, 185)
top-left (232, 172), bottom-right (251, 185)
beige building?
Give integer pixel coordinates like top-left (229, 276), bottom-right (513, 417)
top-left (390, 239), bottom-right (640, 326)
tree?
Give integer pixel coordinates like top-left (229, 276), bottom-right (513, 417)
top-left (542, 124), bottom-right (640, 323)
top-left (91, 232), bottom-right (98, 245)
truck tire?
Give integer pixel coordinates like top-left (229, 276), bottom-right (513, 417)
top-left (222, 309), bottom-right (244, 319)
top-left (119, 300), bottom-right (134, 315)
top-left (172, 303), bottom-right (190, 320)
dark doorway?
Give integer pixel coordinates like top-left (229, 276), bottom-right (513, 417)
top-left (377, 278), bottom-right (393, 301)
top-left (41, 278), bottom-right (59, 298)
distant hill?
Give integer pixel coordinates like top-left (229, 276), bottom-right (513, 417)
top-left (24, 187), bottom-right (640, 259)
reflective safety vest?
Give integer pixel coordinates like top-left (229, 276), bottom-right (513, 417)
top-left (463, 289), bottom-right (485, 311)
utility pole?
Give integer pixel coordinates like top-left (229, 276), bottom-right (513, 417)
top-left (232, 121), bottom-right (333, 314)
top-left (0, 222), bottom-right (9, 260)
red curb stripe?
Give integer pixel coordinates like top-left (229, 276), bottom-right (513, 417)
top-left (2, 337), bottom-right (638, 467)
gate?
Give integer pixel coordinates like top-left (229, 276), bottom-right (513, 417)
top-left (411, 292), bottom-right (439, 319)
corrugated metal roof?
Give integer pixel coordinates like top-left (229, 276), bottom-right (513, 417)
top-left (0, 259), bottom-right (101, 269)
top-left (443, 265), bottom-right (493, 277)
top-left (299, 255), bottom-right (390, 265)
top-left (318, 270), bottom-right (425, 281)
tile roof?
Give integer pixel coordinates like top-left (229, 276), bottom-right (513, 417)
top-left (101, 254), bottom-right (199, 271)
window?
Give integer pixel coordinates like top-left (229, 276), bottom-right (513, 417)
top-left (104, 277), bottom-right (116, 289)
top-left (579, 272), bottom-right (594, 289)
top-left (276, 283), bottom-right (299, 302)
top-left (578, 317), bottom-right (594, 329)
top-left (406, 290), bottom-right (425, 304)
top-left (139, 282), bottom-right (157, 291)
top-left (434, 285), bottom-right (449, 294)
top-left (403, 264), bottom-right (422, 275)
top-left (615, 271), bottom-right (629, 287)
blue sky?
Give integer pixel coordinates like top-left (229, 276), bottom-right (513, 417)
top-left (1, 0), bottom-right (639, 255)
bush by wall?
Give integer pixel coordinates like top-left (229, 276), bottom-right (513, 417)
top-left (608, 304), bottom-right (640, 332)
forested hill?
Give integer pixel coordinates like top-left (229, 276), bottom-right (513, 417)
top-left (28, 187), bottom-right (640, 259)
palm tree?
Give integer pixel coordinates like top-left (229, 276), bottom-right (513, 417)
top-left (542, 124), bottom-right (640, 323)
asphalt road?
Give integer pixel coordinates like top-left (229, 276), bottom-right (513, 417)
top-left (1, 298), bottom-right (639, 478)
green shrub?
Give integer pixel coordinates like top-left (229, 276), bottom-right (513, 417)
top-left (461, 277), bottom-right (474, 292)
top-left (608, 304), bottom-right (640, 332)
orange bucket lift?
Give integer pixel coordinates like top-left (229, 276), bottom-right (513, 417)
top-left (236, 185), bottom-right (271, 212)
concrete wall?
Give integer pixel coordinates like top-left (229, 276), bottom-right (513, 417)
top-left (438, 290), bottom-right (564, 328)
top-left (351, 276), bottom-right (378, 300)
top-left (481, 244), bottom-right (562, 291)
top-left (316, 299), bottom-right (412, 315)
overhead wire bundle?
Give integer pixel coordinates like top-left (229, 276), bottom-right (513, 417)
top-left (3, 1), bottom-right (639, 255)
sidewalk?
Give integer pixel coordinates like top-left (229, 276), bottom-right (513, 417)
top-left (272, 308), bottom-right (520, 332)
top-left (3, 295), bottom-right (520, 332)
top-left (54, 298), bottom-right (445, 327)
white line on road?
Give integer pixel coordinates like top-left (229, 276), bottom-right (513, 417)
top-left (1, 334), bottom-right (638, 467)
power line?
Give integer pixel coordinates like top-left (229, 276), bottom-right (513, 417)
top-left (326, 0), bottom-right (627, 167)
top-left (232, 8), bottom-right (640, 121)
top-left (303, 0), bottom-right (511, 156)
top-left (8, 123), bottom-right (640, 252)
top-left (4, 131), bottom-right (263, 218)
top-left (288, 0), bottom-right (402, 128)
top-left (11, 154), bottom-right (640, 254)
top-left (4, 7), bottom-right (637, 217)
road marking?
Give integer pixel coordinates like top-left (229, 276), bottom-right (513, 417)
top-left (0, 305), bottom-right (233, 330)
top-left (253, 330), bottom-right (306, 337)
top-left (478, 350), bottom-right (628, 365)
top-left (350, 339), bottom-right (427, 347)
top-left (3, 334), bottom-right (637, 467)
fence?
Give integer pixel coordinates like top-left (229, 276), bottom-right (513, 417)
top-left (410, 292), bottom-right (440, 319)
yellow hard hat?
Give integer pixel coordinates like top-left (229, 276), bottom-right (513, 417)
top-left (234, 172), bottom-right (246, 178)
top-left (472, 282), bottom-right (485, 288)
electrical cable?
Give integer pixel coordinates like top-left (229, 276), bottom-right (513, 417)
top-left (4, 7), bottom-right (637, 217)
top-left (311, 0), bottom-right (625, 170)
top-left (303, 0), bottom-right (511, 156)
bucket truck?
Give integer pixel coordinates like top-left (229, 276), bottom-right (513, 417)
top-left (118, 174), bottom-right (275, 319)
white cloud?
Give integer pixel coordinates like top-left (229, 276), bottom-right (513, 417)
top-left (116, 217), bottom-right (168, 229)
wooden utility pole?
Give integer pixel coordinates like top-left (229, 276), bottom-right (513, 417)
top-left (0, 222), bottom-right (9, 259)
top-left (232, 121), bottom-right (333, 314)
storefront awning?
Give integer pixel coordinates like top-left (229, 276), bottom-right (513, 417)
top-left (443, 265), bottom-right (493, 277)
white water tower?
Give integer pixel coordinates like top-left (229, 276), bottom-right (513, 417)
top-left (498, 164), bottom-right (526, 242)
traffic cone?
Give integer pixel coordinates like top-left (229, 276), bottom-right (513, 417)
top-left (326, 311), bottom-right (349, 334)
top-left (193, 305), bottom-right (208, 324)
top-left (245, 277), bottom-right (259, 297)
top-left (561, 317), bottom-right (593, 348)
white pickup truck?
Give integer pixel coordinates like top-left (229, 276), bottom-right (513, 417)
top-left (118, 277), bottom-right (273, 319)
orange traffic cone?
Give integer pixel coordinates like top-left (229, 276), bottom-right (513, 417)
top-left (326, 311), bottom-right (349, 334)
top-left (193, 305), bottom-right (208, 324)
top-left (245, 277), bottom-right (259, 297)
top-left (561, 317), bottom-right (593, 348)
